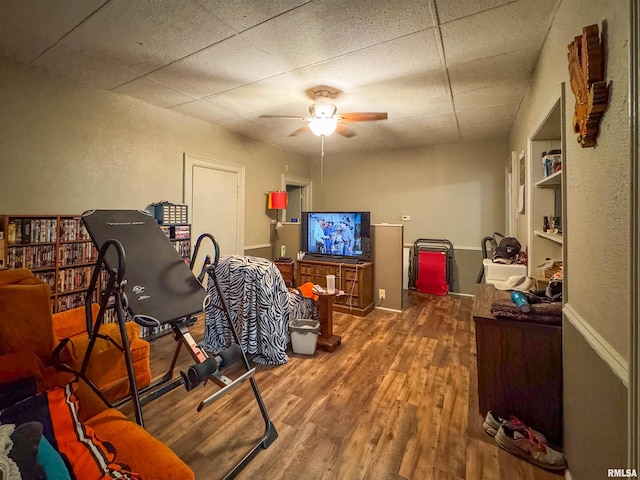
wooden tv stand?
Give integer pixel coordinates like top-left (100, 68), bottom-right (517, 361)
top-left (296, 258), bottom-right (374, 317)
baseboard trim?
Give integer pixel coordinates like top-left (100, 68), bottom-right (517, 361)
top-left (564, 302), bottom-right (628, 386)
top-left (375, 306), bottom-right (403, 313)
top-left (449, 292), bottom-right (474, 298)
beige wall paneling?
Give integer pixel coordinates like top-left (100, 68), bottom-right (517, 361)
top-left (372, 224), bottom-right (403, 311)
top-left (563, 319), bottom-right (628, 480)
top-left (273, 222), bottom-right (302, 262)
top-left (310, 141), bottom-right (508, 249)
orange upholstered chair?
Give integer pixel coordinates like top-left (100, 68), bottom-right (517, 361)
top-left (0, 268), bottom-right (151, 405)
top-left (0, 268), bottom-right (194, 479)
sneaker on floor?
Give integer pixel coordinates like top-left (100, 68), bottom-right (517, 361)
top-left (483, 411), bottom-right (548, 443)
top-left (495, 424), bottom-right (566, 471)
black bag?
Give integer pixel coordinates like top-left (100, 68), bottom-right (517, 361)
top-left (492, 237), bottom-right (521, 264)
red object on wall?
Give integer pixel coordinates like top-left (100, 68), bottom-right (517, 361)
top-left (268, 191), bottom-right (288, 209)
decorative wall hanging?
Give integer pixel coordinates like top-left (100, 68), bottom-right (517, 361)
top-left (567, 24), bottom-right (610, 148)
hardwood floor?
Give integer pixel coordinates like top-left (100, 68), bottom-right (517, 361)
top-left (125, 292), bottom-right (564, 480)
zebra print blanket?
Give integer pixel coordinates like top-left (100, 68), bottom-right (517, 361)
top-left (201, 255), bottom-right (318, 365)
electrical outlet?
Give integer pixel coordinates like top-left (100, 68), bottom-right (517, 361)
top-left (401, 215), bottom-right (411, 221)
top-left (378, 288), bottom-right (385, 300)
top-left (281, 245), bottom-right (286, 256)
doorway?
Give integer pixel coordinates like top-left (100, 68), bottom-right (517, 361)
top-left (281, 174), bottom-right (312, 221)
top-left (183, 154), bottom-right (245, 273)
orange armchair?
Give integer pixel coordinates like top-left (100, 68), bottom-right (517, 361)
top-left (0, 268), bottom-right (151, 404)
top-left (0, 268), bottom-right (194, 479)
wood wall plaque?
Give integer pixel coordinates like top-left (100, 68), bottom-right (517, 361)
top-left (567, 24), bottom-right (610, 148)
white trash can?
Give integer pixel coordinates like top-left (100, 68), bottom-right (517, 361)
top-left (289, 319), bottom-right (320, 355)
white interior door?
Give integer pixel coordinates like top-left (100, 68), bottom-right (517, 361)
top-left (184, 154), bottom-right (245, 273)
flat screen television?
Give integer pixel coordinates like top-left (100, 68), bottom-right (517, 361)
top-left (300, 211), bottom-right (371, 262)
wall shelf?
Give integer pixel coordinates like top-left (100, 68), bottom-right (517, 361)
top-left (534, 230), bottom-right (563, 244)
top-left (535, 169), bottom-right (562, 188)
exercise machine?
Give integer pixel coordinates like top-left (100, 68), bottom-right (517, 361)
top-left (72, 209), bottom-right (277, 479)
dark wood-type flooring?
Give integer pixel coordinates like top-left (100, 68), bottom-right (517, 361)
top-left (122, 292), bottom-right (564, 480)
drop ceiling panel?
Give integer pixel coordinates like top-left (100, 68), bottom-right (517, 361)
top-left (383, 125), bottom-right (461, 148)
top-left (456, 103), bottom-right (518, 124)
top-left (0, 0), bottom-right (563, 156)
top-left (196, 0), bottom-right (309, 31)
top-left (449, 47), bottom-right (538, 110)
top-left (459, 117), bottom-right (512, 141)
top-left (291, 29), bottom-right (441, 89)
top-left (448, 47), bottom-right (539, 94)
top-left (34, 44), bottom-right (138, 89)
top-left (147, 35), bottom-right (291, 98)
top-left (441, 0), bottom-right (557, 65)
top-left (454, 86), bottom-right (525, 111)
top-left (113, 77), bottom-right (195, 108)
top-left (62, 0), bottom-right (236, 75)
top-left (0, 0), bottom-right (106, 41)
top-left (435, 0), bottom-right (515, 24)
top-left (349, 73), bottom-right (453, 121)
top-left (204, 73), bottom-right (306, 115)
top-left (0, 22), bottom-right (53, 64)
top-left (383, 113), bottom-right (458, 131)
top-left (170, 99), bottom-right (234, 122)
top-left (241, 0), bottom-right (434, 72)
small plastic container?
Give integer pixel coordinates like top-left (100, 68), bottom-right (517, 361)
top-left (541, 149), bottom-right (562, 177)
top-left (289, 319), bottom-right (320, 355)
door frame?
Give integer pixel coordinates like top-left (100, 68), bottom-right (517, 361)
top-left (183, 153), bottom-right (245, 254)
top-left (281, 174), bottom-right (312, 218)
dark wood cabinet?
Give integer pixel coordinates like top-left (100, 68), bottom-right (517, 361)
top-left (472, 284), bottom-right (563, 447)
top-left (274, 259), bottom-right (295, 287)
top-left (296, 258), bottom-right (374, 316)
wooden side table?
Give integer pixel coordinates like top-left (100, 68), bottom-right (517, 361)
top-left (317, 292), bottom-right (341, 352)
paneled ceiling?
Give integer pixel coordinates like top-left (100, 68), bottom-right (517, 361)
top-left (0, 0), bottom-right (560, 156)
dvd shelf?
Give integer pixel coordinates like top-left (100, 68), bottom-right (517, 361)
top-left (0, 214), bottom-right (192, 340)
top-left (159, 224), bottom-right (191, 262)
top-left (0, 214), bottom-right (99, 313)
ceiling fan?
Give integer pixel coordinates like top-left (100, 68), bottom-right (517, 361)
top-left (259, 87), bottom-right (388, 138)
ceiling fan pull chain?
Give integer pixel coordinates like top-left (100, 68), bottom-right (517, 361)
top-left (321, 134), bottom-right (325, 184)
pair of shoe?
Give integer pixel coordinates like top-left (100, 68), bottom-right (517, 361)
top-left (483, 411), bottom-right (566, 471)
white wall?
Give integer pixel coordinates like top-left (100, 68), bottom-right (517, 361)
top-left (0, 58), bottom-right (311, 249)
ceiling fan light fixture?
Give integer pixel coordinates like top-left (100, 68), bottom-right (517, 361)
top-left (309, 117), bottom-right (337, 136)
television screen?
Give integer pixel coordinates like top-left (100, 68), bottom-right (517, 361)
top-left (301, 212), bottom-right (371, 262)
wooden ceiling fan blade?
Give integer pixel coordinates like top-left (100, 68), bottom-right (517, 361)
top-left (288, 125), bottom-right (311, 137)
top-left (335, 123), bottom-right (356, 138)
top-left (339, 112), bottom-right (388, 122)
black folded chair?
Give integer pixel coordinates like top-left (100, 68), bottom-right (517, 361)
top-left (79, 209), bottom-right (277, 480)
